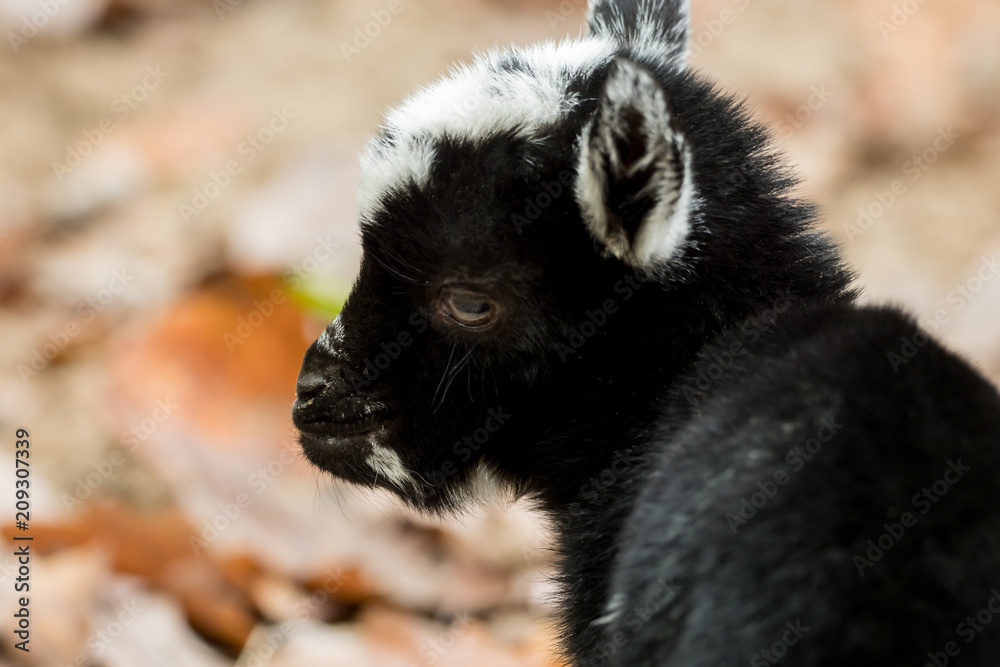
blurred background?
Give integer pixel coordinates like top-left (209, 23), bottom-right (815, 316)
top-left (0, 0), bottom-right (999, 665)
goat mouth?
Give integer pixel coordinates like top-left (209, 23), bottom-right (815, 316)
top-left (292, 398), bottom-right (396, 440)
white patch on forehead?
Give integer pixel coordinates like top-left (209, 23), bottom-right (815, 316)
top-left (386, 38), bottom-right (616, 142)
top-left (356, 36), bottom-right (619, 221)
top-left (356, 137), bottom-right (436, 225)
top-left (366, 441), bottom-right (414, 490)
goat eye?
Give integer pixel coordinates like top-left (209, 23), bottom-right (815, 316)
top-left (438, 287), bottom-right (499, 329)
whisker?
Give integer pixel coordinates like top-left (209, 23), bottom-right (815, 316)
top-left (382, 246), bottom-right (428, 283)
top-left (371, 252), bottom-right (420, 284)
top-left (434, 348), bottom-right (475, 412)
top-left (488, 363), bottom-right (500, 404)
top-left (432, 343), bottom-right (459, 406)
top-left (468, 360), bottom-right (475, 402)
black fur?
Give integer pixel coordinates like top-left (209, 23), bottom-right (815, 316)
top-left (293, 2), bottom-right (1000, 664)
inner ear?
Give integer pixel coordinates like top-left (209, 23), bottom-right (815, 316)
top-left (614, 108), bottom-right (650, 171)
top-left (576, 58), bottom-right (693, 273)
top-left (604, 109), bottom-right (669, 242)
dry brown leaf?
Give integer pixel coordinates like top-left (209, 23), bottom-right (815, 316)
top-left (3, 501), bottom-right (264, 654)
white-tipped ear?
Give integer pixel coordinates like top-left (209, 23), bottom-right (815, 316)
top-left (575, 58), bottom-right (694, 273)
top-left (587, 0), bottom-right (690, 65)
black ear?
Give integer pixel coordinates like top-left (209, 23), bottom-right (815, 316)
top-left (587, 0), bottom-right (690, 63)
top-left (575, 58), bottom-right (694, 273)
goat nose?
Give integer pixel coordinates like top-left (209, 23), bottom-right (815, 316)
top-left (296, 369), bottom-right (328, 400)
top-left (296, 339), bottom-right (338, 400)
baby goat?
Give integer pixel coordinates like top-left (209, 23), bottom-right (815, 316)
top-left (293, 1), bottom-right (1000, 664)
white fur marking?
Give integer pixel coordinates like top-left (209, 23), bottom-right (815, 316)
top-left (317, 313), bottom-right (345, 355)
top-left (592, 592), bottom-right (625, 626)
top-left (448, 461), bottom-right (507, 507)
top-left (356, 137), bottom-right (436, 224)
top-left (587, 0), bottom-right (690, 63)
top-left (357, 37), bottom-right (620, 220)
top-left (632, 145), bottom-right (693, 268)
top-left (356, 6), bottom-right (691, 221)
top-left (576, 60), bottom-right (694, 273)
top-left (385, 39), bottom-right (615, 143)
top-left (366, 441), bottom-right (414, 489)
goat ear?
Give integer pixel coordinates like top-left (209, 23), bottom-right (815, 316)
top-left (575, 58), bottom-right (694, 273)
top-left (587, 0), bottom-right (690, 64)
